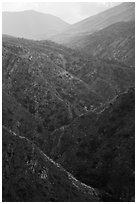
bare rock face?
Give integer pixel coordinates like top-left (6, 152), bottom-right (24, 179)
top-left (2, 126), bottom-right (100, 202)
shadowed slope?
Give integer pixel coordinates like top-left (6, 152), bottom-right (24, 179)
top-left (49, 88), bottom-right (135, 201)
top-left (2, 126), bottom-right (100, 202)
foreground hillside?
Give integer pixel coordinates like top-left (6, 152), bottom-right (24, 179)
top-left (70, 21), bottom-right (135, 67)
top-left (2, 86), bottom-right (135, 202)
top-left (2, 35), bottom-right (135, 202)
top-left (49, 88), bottom-right (135, 201)
top-left (2, 91), bottom-right (53, 155)
top-left (2, 35), bottom-right (133, 162)
top-left (2, 126), bottom-right (100, 202)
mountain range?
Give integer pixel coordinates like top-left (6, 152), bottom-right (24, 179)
top-left (3, 3), bottom-right (135, 67)
top-left (2, 10), bottom-right (69, 39)
top-left (2, 2), bottom-right (135, 202)
top-left (51, 2), bottom-right (135, 44)
top-left (3, 3), bottom-right (135, 42)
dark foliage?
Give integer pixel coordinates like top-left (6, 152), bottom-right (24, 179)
top-left (50, 88), bottom-right (135, 201)
top-left (2, 34), bottom-right (135, 202)
top-left (2, 127), bottom-right (99, 202)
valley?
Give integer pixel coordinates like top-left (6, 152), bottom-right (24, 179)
top-left (2, 2), bottom-right (135, 202)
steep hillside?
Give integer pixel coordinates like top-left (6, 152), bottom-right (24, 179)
top-left (2, 10), bottom-right (69, 40)
top-left (2, 91), bottom-right (54, 155)
top-left (71, 21), bottom-right (135, 67)
top-left (51, 2), bottom-right (135, 44)
top-left (2, 126), bottom-right (100, 202)
top-left (3, 35), bottom-right (134, 120)
top-left (3, 35), bottom-right (103, 132)
top-left (49, 88), bottom-right (135, 201)
top-left (2, 22), bottom-right (135, 202)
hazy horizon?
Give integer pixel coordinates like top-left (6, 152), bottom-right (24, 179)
top-left (2, 2), bottom-right (121, 24)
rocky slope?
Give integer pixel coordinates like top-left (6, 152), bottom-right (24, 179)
top-left (2, 10), bottom-right (69, 40)
top-left (2, 126), bottom-right (100, 202)
top-left (51, 2), bottom-right (135, 44)
top-left (70, 21), bottom-right (135, 67)
top-left (49, 88), bottom-right (135, 201)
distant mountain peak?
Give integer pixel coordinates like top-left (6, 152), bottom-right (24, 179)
top-left (2, 10), bottom-right (70, 40)
top-left (51, 2), bottom-right (135, 44)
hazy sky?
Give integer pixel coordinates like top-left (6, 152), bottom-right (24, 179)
top-left (2, 2), bottom-right (121, 24)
